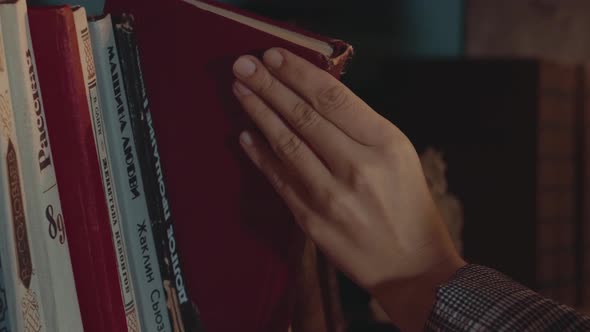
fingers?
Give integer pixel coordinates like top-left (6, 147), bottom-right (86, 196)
top-left (233, 80), bottom-right (332, 189)
top-left (239, 131), bottom-right (312, 219)
top-left (233, 55), bottom-right (354, 169)
top-left (261, 48), bottom-right (394, 147)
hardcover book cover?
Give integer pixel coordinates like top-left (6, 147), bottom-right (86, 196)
top-left (28, 5), bottom-right (129, 332)
top-left (104, 1), bottom-right (353, 330)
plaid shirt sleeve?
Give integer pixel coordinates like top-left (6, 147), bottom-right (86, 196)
top-left (425, 265), bottom-right (590, 331)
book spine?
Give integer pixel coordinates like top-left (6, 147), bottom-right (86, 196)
top-left (113, 15), bottom-right (203, 332)
top-left (71, 8), bottom-right (141, 332)
top-left (0, 2), bottom-right (84, 331)
top-left (0, 12), bottom-right (45, 332)
top-left (89, 14), bottom-right (172, 332)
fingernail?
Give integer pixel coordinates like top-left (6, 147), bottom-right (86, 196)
top-left (233, 56), bottom-right (257, 77)
top-left (263, 49), bottom-right (283, 69)
top-left (233, 81), bottom-right (253, 96)
top-left (240, 131), bottom-right (253, 146)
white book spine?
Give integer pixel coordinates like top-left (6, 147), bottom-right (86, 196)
top-left (72, 8), bottom-right (141, 332)
top-left (0, 1), bottom-right (83, 330)
top-left (89, 15), bottom-right (173, 332)
top-left (0, 12), bottom-right (46, 332)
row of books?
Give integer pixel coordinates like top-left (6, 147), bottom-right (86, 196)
top-left (0, 1), bottom-right (202, 331)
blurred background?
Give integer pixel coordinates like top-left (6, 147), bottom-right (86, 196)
top-left (31, 0), bottom-right (590, 331)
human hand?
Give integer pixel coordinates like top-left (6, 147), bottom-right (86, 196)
top-left (231, 48), bottom-right (465, 327)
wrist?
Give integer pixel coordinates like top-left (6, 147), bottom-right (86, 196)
top-left (370, 255), bottom-right (466, 332)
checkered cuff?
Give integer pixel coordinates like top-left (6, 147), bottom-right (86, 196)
top-left (425, 265), bottom-right (590, 331)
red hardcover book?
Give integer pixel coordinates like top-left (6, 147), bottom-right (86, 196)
top-left (28, 6), bottom-right (128, 332)
top-left (104, 1), bottom-right (352, 331)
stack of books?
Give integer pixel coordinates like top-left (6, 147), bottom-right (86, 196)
top-left (0, 0), bottom-right (352, 331)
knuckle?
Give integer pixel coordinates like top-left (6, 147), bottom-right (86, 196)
top-left (382, 133), bottom-right (416, 159)
top-left (254, 154), bottom-right (269, 174)
top-left (291, 101), bottom-right (320, 131)
top-left (316, 84), bottom-right (350, 114)
top-left (275, 134), bottom-right (304, 160)
top-left (268, 171), bottom-right (287, 192)
top-left (248, 99), bottom-right (269, 118)
top-left (257, 73), bottom-right (277, 95)
top-left (346, 159), bottom-right (381, 192)
top-left (349, 166), bottom-right (371, 191)
top-left (321, 190), bottom-right (347, 216)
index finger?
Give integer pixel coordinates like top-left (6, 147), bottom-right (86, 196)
top-left (262, 48), bottom-right (394, 146)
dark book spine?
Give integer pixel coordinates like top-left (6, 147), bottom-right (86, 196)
top-left (113, 15), bottom-right (203, 332)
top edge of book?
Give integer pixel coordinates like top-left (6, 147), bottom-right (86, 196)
top-left (88, 13), bottom-right (109, 22)
top-left (182, 0), bottom-right (334, 57)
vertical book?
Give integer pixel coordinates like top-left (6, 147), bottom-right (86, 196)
top-left (71, 7), bottom-right (143, 331)
top-left (0, 7), bottom-right (46, 331)
top-left (28, 5), bottom-right (129, 332)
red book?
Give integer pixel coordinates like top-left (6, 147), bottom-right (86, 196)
top-left (104, 1), bottom-right (352, 331)
top-left (28, 6), bottom-right (128, 332)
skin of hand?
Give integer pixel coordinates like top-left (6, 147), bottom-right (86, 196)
top-left (232, 48), bottom-right (466, 331)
